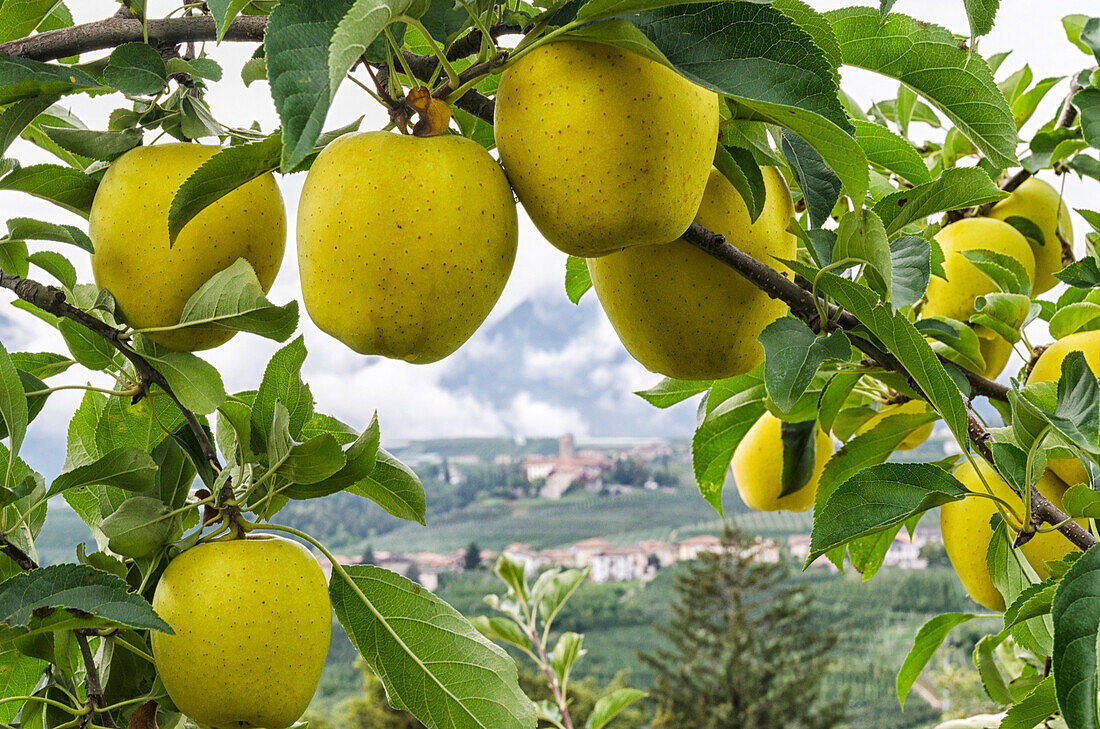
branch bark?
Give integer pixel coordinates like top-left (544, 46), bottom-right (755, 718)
top-left (680, 223), bottom-right (1098, 551)
top-left (76, 630), bottom-right (118, 729)
top-left (0, 16), bottom-right (266, 61)
top-left (0, 273), bottom-right (220, 470)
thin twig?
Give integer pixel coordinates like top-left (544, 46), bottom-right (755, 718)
top-left (76, 631), bottom-right (118, 729)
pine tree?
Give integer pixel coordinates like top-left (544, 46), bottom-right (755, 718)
top-left (464, 541), bottom-right (482, 571)
top-left (641, 525), bottom-right (845, 729)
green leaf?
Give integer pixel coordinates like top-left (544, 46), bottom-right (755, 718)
top-left (241, 56), bottom-right (268, 86)
top-left (57, 319), bottom-right (114, 370)
top-left (635, 378), bottom-right (710, 408)
top-left (251, 335), bottom-right (313, 450)
top-left (1063, 484), bottom-right (1100, 517)
top-left (104, 42), bottom-right (167, 95)
top-left (780, 130), bottom-right (840, 229)
top-left (826, 8), bottom-right (1017, 167)
top-left (691, 385), bottom-right (767, 515)
top-left (206, 0), bottom-right (253, 40)
top-left (973, 631), bottom-right (1012, 704)
top-left (852, 120), bottom-right (932, 186)
top-left (1001, 676), bottom-right (1058, 729)
top-left (1003, 581), bottom-right (1058, 633)
top-left (624, 1), bottom-right (867, 200)
top-left (586, 688), bottom-right (647, 729)
top-left (39, 126), bottom-right (142, 161)
top-left (285, 415), bottom-right (380, 499)
top-left (0, 0), bottom-right (67, 42)
top-left (896, 612), bottom-right (982, 707)
top-left (0, 240), bottom-right (27, 277)
top-left (0, 94), bottom-right (57, 157)
top-left (5, 217), bottom-right (93, 253)
top-left (47, 447), bottom-right (157, 497)
top-left (0, 341), bottom-right (27, 486)
top-left (549, 631), bottom-right (585, 683)
top-left (0, 164), bottom-right (98, 218)
top-left (808, 462), bottom-right (967, 563)
top-left (172, 258), bottom-right (298, 341)
top-left (960, 248), bottom-right (1033, 296)
top-left (1050, 300), bottom-right (1100, 340)
top-left (0, 563), bottom-right (171, 642)
top-left (1041, 351), bottom-right (1100, 455)
top-left (0, 648), bottom-right (46, 723)
top-left (27, 251), bottom-right (75, 290)
top-left (167, 134), bottom-right (281, 243)
top-left (890, 235), bottom-right (931, 309)
top-left (834, 208), bottom-right (892, 298)
top-left (348, 448), bottom-right (427, 525)
top-left (565, 256), bottom-right (592, 305)
top-left (1077, 88), bottom-right (1100, 150)
top-left (331, 564), bottom-right (536, 729)
top-left (714, 144), bottom-right (765, 223)
top-left (873, 167), bottom-right (1007, 234)
top-left (1056, 258), bottom-right (1100, 288)
top-left (95, 394), bottom-right (185, 455)
top-left (131, 337), bottom-right (226, 416)
top-left (779, 419), bottom-right (818, 498)
top-left (9, 352), bottom-right (72, 379)
top-left (100, 496), bottom-right (174, 558)
top-left (988, 521), bottom-right (1052, 656)
top-left (278, 433), bottom-right (346, 484)
top-left (1052, 543), bottom-right (1100, 729)
top-left (759, 317), bottom-right (849, 412)
top-left (328, 0), bottom-right (422, 96)
top-left (265, 0), bottom-right (355, 170)
top-left (471, 615), bottom-right (531, 651)
top-left (166, 56), bottom-right (224, 81)
top-left (786, 259), bottom-right (970, 448)
top-left (962, 0), bottom-right (999, 38)
top-left (0, 56), bottom-right (103, 104)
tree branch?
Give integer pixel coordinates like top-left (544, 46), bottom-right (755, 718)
top-left (445, 23), bottom-right (522, 61)
top-left (0, 273), bottom-right (220, 469)
top-left (0, 535), bottom-right (38, 571)
top-left (0, 16), bottom-right (266, 61)
top-left (680, 223), bottom-right (1098, 552)
top-left (76, 631), bottom-right (118, 729)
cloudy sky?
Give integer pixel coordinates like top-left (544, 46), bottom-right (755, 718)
top-left (2, 0), bottom-right (1097, 475)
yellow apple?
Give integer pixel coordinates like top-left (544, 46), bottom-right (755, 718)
top-left (587, 167), bottom-right (794, 379)
top-left (731, 412), bottom-right (834, 512)
top-left (941, 460), bottom-right (1079, 611)
top-left (1026, 328), bottom-right (1100, 487)
top-left (987, 177), bottom-right (1073, 294)
top-left (90, 144), bottom-right (286, 351)
top-left (923, 218), bottom-right (1035, 323)
top-left (856, 400), bottom-right (936, 450)
top-left (495, 40), bottom-right (718, 257)
top-left (151, 534), bottom-right (331, 729)
top-left (297, 131), bottom-right (517, 363)
top-left (977, 326), bottom-right (1015, 379)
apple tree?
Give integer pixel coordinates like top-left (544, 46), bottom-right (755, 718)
top-left (0, 1), bottom-right (1097, 728)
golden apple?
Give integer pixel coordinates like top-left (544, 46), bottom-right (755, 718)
top-left (987, 177), bottom-right (1073, 294)
top-left (1026, 328), bottom-right (1100, 487)
top-left (495, 40), bottom-right (718, 257)
top-left (151, 535), bottom-right (331, 729)
top-left (297, 131), bottom-right (517, 363)
top-left (977, 327), bottom-right (1015, 379)
top-left (856, 400), bottom-right (936, 450)
top-left (923, 218), bottom-right (1035, 323)
top-left (587, 167), bottom-right (794, 379)
top-left (941, 460), bottom-right (1079, 611)
top-left (732, 412), bottom-right (834, 512)
top-left (90, 144), bottom-right (286, 351)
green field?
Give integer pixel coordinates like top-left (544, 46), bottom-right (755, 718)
top-left (311, 563), bottom-right (984, 729)
top-left (365, 489), bottom-right (810, 554)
